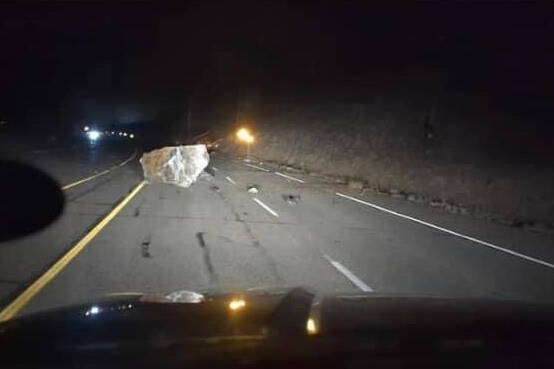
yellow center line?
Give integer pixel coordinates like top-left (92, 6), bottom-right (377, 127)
top-left (61, 150), bottom-right (137, 190)
top-left (0, 180), bottom-right (147, 322)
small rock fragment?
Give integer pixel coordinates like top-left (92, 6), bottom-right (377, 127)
top-left (430, 198), bottom-right (443, 207)
top-left (247, 184), bottom-right (260, 193)
top-left (197, 171), bottom-right (214, 182)
top-left (282, 194), bottom-right (301, 204)
top-left (348, 180), bottom-right (364, 191)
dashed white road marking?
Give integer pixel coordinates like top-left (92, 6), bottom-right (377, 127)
top-left (275, 171), bottom-right (305, 183)
top-left (245, 163), bottom-right (270, 172)
top-left (225, 176), bottom-right (237, 185)
top-left (323, 254), bottom-right (373, 292)
top-left (212, 166), bottom-right (219, 172)
top-left (336, 192), bottom-right (554, 270)
top-left (252, 197), bottom-right (279, 217)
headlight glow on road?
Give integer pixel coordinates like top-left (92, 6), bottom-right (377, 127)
top-left (87, 130), bottom-right (101, 140)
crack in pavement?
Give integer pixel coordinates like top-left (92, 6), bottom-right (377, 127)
top-left (213, 190), bottom-right (284, 283)
top-left (133, 198), bottom-right (146, 218)
top-left (196, 232), bottom-right (218, 284)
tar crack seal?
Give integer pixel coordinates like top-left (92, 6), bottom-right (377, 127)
top-left (196, 232), bottom-right (218, 284)
top-left (141, 234), bottom-right (152, 258)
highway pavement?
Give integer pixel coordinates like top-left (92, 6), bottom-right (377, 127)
top-left (1, 142), bottom-right (554, 319)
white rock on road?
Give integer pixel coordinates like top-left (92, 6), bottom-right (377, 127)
top-left (140, 145), bottom-right (210, 188)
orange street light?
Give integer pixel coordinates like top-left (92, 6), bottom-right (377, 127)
top-left (236, 128), bottom-right (254, 160)
top-left (229, 299), bottom-right (246, 311)
top-left (236, 128), bottom-right (253, 142)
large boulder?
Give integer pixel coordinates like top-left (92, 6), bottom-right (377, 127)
top-left (140, 145), bottom-right (209, 188)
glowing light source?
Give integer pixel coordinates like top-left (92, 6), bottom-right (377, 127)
top-left (123, 132), bottom-right (128, 137)
top-left (229, 299), bottom-right (246, 310)
top-left (236, 128), bottom-right (254, 143)
top-left (83, 126), bottom-right (90, 132)
top-left (87, 130), bottom-right (101, 140)
top-left (129, 134), bottom-right (134, 139)
top-left (306, 318), bottom-right (317, 335)
top-left (85, 305), bottom-right (101, 316)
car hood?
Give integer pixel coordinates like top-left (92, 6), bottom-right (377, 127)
top-left (2, 286), bottom-right (554, 338)
top-left (1, 287), bottom-right (554, 367)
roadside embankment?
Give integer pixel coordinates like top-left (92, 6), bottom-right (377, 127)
top-left (216, 95), bottom-right (554, 229)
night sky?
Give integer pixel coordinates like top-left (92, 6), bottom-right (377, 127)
top-left (1, 2), bottom-right (553, 135)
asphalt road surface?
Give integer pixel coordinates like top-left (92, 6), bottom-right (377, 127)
top-left (1, 142), bottom-right (554, 318)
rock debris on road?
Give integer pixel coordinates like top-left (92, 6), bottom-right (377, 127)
top-left (1, 148), bottom-right (554, 318)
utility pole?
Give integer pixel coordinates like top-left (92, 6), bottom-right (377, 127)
top-left (235, 87), bottom-right (240, 126)
top-left (187, 97), bottom-right (192, 138)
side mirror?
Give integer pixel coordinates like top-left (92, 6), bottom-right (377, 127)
top-left (0, 161), bottom-right (64, 242)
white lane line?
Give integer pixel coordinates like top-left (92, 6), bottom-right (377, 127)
top-left (212, 166), bottom-right (219, 172)
top-left (275, 171), bottom-right (305, 183)
top-left (225, 176), bottom-right (237, 185)
top-left (252, 197), bottom-right (279, 217)
top-left (62, 150), bottom-right (137, 190)
top-left (245, 163), bottom-right (270, 172)
top-left (323, 254), bottom-right (373, 292)
top-left (118, 152), bottom-right (137, 167)
top-left (336, 192), bottom-right (554, 270)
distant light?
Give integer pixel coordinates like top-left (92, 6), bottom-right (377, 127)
top-left (118, 132), bottom-right (123, 136)
top-left (85, 305), bottom-right (101, 316)
top-left (87, 130), bottom-right (101, 140)
top-left (111, 131), bottom-right (115, 135)
top-left (229, 299), bottom-right (246, 311)
top-left (123, 132), bottom-right (128, 137)
top-left (83, 125), bottom-right (90, 132)
top-left (129, 134), bottom-right (134, 139)
top-left (236, 128), bottom-right (254, 143)
top-left (236, 128), bottom-right (250, 141)
top-left (306, 318), bottom-right (317, 335)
